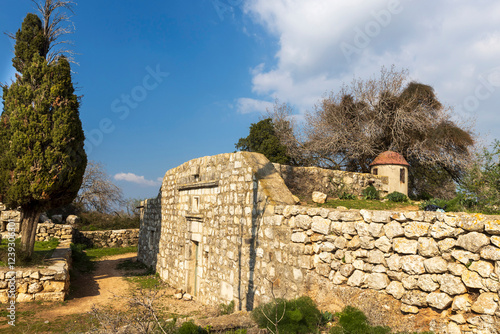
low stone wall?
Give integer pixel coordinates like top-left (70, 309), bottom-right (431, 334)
top-left (137, 196), bottom-right (161, 268)
top-left (35, 222), bottom-right (74, 242)
top-left (272, 163), bottom-right (389, 199)
top-left (254, 207), bottom-right (500, 333)
top-left (0, 241), bottom-right (71, 303)
top-left (74, 229), bottom-right (139, 248)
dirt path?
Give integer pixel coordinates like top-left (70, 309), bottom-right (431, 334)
top-left (37, 253), bottom-right (137, 320)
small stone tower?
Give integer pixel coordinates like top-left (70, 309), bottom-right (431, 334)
top-left (370, 151), bottom-right (409, 196)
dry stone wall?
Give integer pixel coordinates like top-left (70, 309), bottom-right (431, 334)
top-left (73, 229), bottom-right (139, 248)
top-left (0, 241), bottom-right (71, 303)
top-left (139, 152), bottom-right (500, 333)
top-left (272, 163), bottom-right (389, 199)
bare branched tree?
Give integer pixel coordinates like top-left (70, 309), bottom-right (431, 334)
top-left (74, 161), bottom-right (125, 213)
top-left (270, 66), bottom-right (475, 198)
top-left (7, 0), bottom-right (76, 65)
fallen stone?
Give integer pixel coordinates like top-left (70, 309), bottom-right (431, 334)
top-left (312, 191), bottom-right (327, 204)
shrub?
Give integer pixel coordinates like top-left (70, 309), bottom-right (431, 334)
top-left (339, 192), bottom-right (357, 200)
top-left (385, 191), bottom-right (408, 203)
top-left (178, 321), bottom-right (208, 334)
top-left (330, 306), bottom-right (390, 334)
top-left (219, 300), bottom-right (235, 315)
top-left (252, 296), bottom-right (322, 334)
top-left (362, 185), bottom-right (380, 200)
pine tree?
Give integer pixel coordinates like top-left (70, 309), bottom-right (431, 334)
top-left (0, 7), bottom-right (86, 258)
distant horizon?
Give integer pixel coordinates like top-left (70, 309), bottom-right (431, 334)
top-left (1, 0), bottom-right (500, 203)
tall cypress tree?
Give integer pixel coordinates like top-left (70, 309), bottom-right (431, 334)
top-left (0, 8), bottom-right (86, 258)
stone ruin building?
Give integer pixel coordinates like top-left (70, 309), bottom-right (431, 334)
top-left (138, 151), bottom-right (500, 333)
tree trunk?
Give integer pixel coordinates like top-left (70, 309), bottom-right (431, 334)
top-left (20, 208), bottom-right (41, 259)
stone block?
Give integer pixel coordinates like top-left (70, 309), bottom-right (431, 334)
top-left (417, 237), bottom-right (440, 257)
top-left (311, 216), bottom-right (330, 235)
top-left (383, 221), bottom-right (404, 239)
top-left (469, 260), bottom-right (494, 278)
top-left (480, 245), bottom-right (500, 261)
top-left (404, 222), bottom-right (430, 239)
top-left (401, 290), bottom-right (428, 307)
top-left (438, 274), bottom-right (467, 296)
top-left (347, 270), bottom-right (366, 287)
top-left (426, 292), bottom-right (452, 310)
top-left (457, 214), bottom-right (486, 231)
top-left (400, 304), bottom-right (419, 314)
top-left (471, 292), bottom-right (498, 315)
top-left (452, 294), bottom-right (472, 311)
top-left (418, 275), bottom-right (439, 292)
top-left (457, 232), bottom-right (490, 252)
top-left (312, 191), bottom-right (327, 204)
top-left (461, 269), bottom-right (484, 289)
top-left (423, 257), bottom-right (448, 274)
top-left (386, 281), bottom-right (405, 299)
top-left (365, 273), bottom-right (389, 290)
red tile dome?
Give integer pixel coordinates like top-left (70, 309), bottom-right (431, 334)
top-left (369, 151), bottom-right (409, 167)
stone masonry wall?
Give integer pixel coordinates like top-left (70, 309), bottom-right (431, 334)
top-left (73, 229), bottom-right (139, 248)
top-left (0, 241), bottom-right (71, 303)
top-left (139, 152), bottom-right (500, 333)
top-left (137, 196), bottom-right (161, 268)
top-left (272, 163), bottom-right (389, 199)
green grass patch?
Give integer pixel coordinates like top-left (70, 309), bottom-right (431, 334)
top-left (126, 273), bottom-right (165, 290)
top-left (318, 198), bottom-right (415, 210)
top-left (0, 238), bottom-right (59, 267)
top-left (84, 245), bottom-right (137, 260)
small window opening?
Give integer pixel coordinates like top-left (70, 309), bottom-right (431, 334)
top-left (372, 168), bottom-right (378, 176)
top-left (192, 196), bottom-right (200, 213)
top-left (194, 174), bottom-right (200, 182)
top-left (400, 168), bottom-right (405, 183)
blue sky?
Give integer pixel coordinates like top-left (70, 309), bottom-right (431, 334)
top-left (1, 0), bottom-right (500, 202)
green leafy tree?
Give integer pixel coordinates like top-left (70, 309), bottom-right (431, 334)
top-left (459, 140), bottom-right (500, 212)
top-left (236, 118), bottom-right (293, 164)
top-left (0, 3), bottom-right (86, 258)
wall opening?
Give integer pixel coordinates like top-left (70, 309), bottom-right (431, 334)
top-left (187, 240), bottom-right (200, 296)
top-left (400, 168), bottom-right (406, 183)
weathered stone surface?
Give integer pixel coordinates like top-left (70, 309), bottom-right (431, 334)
top-left (469, 260), bottom-right (494, 278)
top-left (471, 292), bottom-right (498, 315)
top-left (492, 235), bottom-right (500, 248)
top-left (401, 255), bottom-right (425, 275)
top-left (429, 221), bottom-right (457, 239)
top-left (451, 249), bottom-right (480, 265)
top-left (457, 214), bottom-right (485, 231)
top-left (485, 219), bottom-right (500, 234)
top-left (480, 245), bottom-right (500, 261)
top-left (437, 238), bottom-right (456, 253)
top-left (320, 241), bottom-right (335, 252)
top-left (401, 290), bottom-right (428, 307)
top-left (446, 322), bottom-right (461, 334)
top-left (386, 254), bottom-right (401, 271)
top-left (447, 262), bottom-right (466, 276)
top-left (340, 210), bottom-right (362, 222)
top-left (400, 304), bottom-right (419, 314)
top-left (319, 252), bottom-right (333, 263)
top-left (341, 222), bottom-right (357, 235)
top-left (457, 232), bottom-right (490, 252)
top-left (426, 292), bottom-right (452, 310)
top-left (374, 236), bottom-right (391, 253)
top-left (28, 282), bottom-right (43, 294)
top-left (312, 191), bottom-right (327, 204)
top-left (293, 215), bottom-right (312, 229)
top-left (449, 313), bottom-right (466, 324)
top-left (402, 275), bottom-right (419, 290)
top-left (365, 273), bottom-right (389, 290)
top-left (386, 281), bottom-right (405, 299)
top-left (371, 211), bottom-right (392, 223)
top-left (334, 236), bottom-right (347, 249)
top-left (438, 274), bottom-right (467, 295)
top-left (452, 294), bottom-right (472, 311)
top-left (291, 232), bottom-right (309, 243)
top-left (317, 263), bottom-right (331, 277)
top-left (423, 257), bottom-right (448, 274)
top-left (366, 249), bottom-right (386, 265)
top-left (404, 222), bottom-right (430, 239)
top-left (66, 215), bottom-right (80, 225)
top-left (368, 223), bottom-right (384, 238)
top-left (331, 271), bottom-right (348, 285)
top-left (347, 270), bottom-right (366, 287)
top-left (311, 216), bottom-right (330, 235)
top-left (461, 269), bottom-right (485, 289)
top-left (393, 238), bottom-right (418, 255)
top-left (43, 280), bottom-right (66, 293)
top-left (418, 275), bottom-right (439, 292)
top-left (383, 221), bottom-right (404, 239)
top-left (354, 222), bottom-right (370, 237)
top-left (417, 237), bottom-right (440, 257)
top-left (339, 264), bottom-right (355, 277)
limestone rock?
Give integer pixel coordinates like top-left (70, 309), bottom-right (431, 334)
top-left (438, 274), bottom-right (467, 295)
top-left (339, 264), bottom-right (355, 277)
top-left (437, 238), bottom-right (456, 252)
top-left (366, 249), bottom-right (386, 265)
top-left (393, 238), bottom-right (418, 255)
top-left (471, 292), bottom-right (498, 315)
top-left (423, 257), bottom-right (448, 274)
top-left (457, 232), bottom-right (490, 252)
top-left (183, 293), bottom-right (193, 301)
top-left (365, 273), bottom-right (389, 290)
top-left (383, 221), bottom-right (404, 239)
top-left (386, 254), bottom-right (401, 271)
top-left (469, 260), bottom-right (494, 278)
top-left (312, 191), bottom-right (327, 204)
top-left (311, 216), bottom-right (330, 235)
top-left (462, 269), bottom-right (484, 289)
top-left (291, 232), bottom-right (309, 243)
top-left (401, 290), bottom-right (428, 307)
top-left (417, 237), bottom-right (440, 257)
top-left (331, 271), bottom-right (348, 285)
top-left (452, 294), bottom-right (472, 311)
top-left (402, 275), bottom-right (419, 290)
top-left (457, 214), bottom-right (485, 231)
top-left (374, 236), bottom-right (391, 253)
top-left (347, 270), bottom-right (366, 287)
top-left (368, 223), bottom-right (384, 238)
top-left (400, 304), bottom-right (419, 314)
top-left (446, 322), bottom-right (461, 334)
top-left (485, 219), bottom-right (500, 234)
top-left (347, 235), bottom-right (360, 250)
top-left (451, 249), bottom-right (480, 265)
top-left (480, 245), bottom-right (500, 261)
top-left (448, 262), bottom-right (466, 276)
top-left (339, 210), bottom-right (362, 222)
top-left (426, 292), bottom-right (452, 310)
top-left (293, 215), bottom-right (312, 229)
top-left (66, 215), bottom-right (80, 225)
top-left (404, 222), bottom-right (430, 239)
top-left (370, 210), bottom-right (392, 223)
top-left (449, 313), bottom-right (466, 324)
top-left (418, 275), bottom-right (439, 292)
top-left (429, 221), bottom-right (457, 239)
top-left (386, 281), bottom-right (405, 299)
top-left (28, 282), bottom-right (43, 294)
top-left (401, 255), bottom-right (425, 275)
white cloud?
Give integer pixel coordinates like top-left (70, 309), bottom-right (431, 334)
top-left (242, 0), bottom-right (500, 137)
top-left (236, 97), bottom-right (274, 114)
top-left (114, 173), bottom-right (161, 187)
